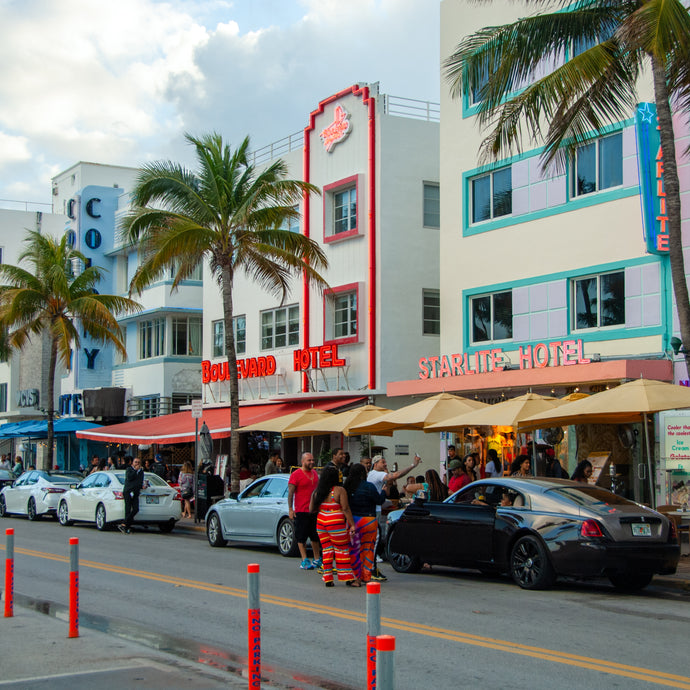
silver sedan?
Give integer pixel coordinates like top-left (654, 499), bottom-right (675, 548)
top-left (0, 470), bottom-right (77, 520)
top-left (206, 474), bottom-right (298, 556)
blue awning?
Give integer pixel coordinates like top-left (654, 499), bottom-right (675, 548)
top-left (0, 419), bottom-right (101, 438)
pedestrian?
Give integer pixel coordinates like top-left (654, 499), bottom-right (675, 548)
top-left (287, 452), bottom-right (322, 571)
top-left (119, 457), bottom-right (145, 534)
top-left (403, 469), bottom-right (448, 501)
top-left (264, 451), bottom-right (280, 475)
top-left (310, 466), bottom-right (360, 587)
top-left (484, 448), bottom-right (503, 478)
top-left (325, 448), bottom-right (347, 483)
top-left (178, 461), bottom-right (195, 519)
top-left (12, 456), bottom-right (23, 475)
top-left (151, 454), bottom-right (167, 479)
top-left (511, 454), bottom-right (532, 477)
top-left (344, 463), bottom-right (387, 583)
top-left (571, 459), bottom-right (593, 483)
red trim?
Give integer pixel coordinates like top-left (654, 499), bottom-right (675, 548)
top-left (323, 174), bottom-right (362, 243)
top-left (386, 359), bottom-right (673, 397)
top-left (323, 282), bottom-right (361, 345)
top-left (303, 84), bottom-right (376, 392)
top-left (75, 397), bottom-right (366, 444)
top-left (302, 132), bottom-right (311, 393)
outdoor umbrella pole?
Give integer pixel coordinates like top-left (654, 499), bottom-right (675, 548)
top-left (643, 413), bottom-right (656, 508)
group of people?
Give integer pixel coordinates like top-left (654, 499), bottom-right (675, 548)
top-left (0, 455), bottom-right (24, 475)
top-left (287, 450), bottom-right (421, 588)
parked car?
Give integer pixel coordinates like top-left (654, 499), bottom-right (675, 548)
top-left (0, 470), bottom-right (76, 520)
top-left (57, 470), bottom-right (181, 532)
top-left (206, 474), bottom-right (298, 556)
top-left (386, 477), bottom-right (680, 591)
top-left (0, 469), bottom-right (17, 491)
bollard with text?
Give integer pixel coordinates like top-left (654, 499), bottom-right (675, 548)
top-left (4, 528), bottom-right (14, 618)
top-left (247, 563), bottom-right (261, 688)
top-left (376, 635), bottom-right (396, 690)
top-left (68, 537), bottom-right (79, 638)
top-left (366, 582), bottom-right (381, 688)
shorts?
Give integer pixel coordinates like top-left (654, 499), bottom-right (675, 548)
top-left (294, 512), bottom-right (319, 544)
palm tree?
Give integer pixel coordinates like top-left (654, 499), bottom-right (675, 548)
top-left (444, 0), bottom-right (690, 369)
top-left (121, 132), bottom-right (328, 492)
top-left (0, 231), bottom-right (141, 470)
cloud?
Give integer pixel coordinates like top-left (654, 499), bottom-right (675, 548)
top-left (0, 0), bottom-right (439, 203)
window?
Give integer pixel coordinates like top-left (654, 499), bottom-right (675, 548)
top-left (572, 271), bottom-right (625, 329)
top-left (470, 291), bottom-right (513, 343)
top-left (212, 316), bottom-right (246, 357)
top-left (333, 292), bottom-right (357, 339)
top-left (334, 187), bottom-right (357, 235)
top-left (280, 205), bottom-right (300, 233)
top-left (172, 316), bottom-right (202, 356)
top-left (131, 395), bottom-right (160, 418)
top-left (0, 384), bottom-right (6, 413)
top-left (573, 132), bottom-right (622, 197)
top-left (471, 167), bottom-right (512, 223)
top-left (423, 289), bottom-right (440, 335)
top-left (261, 305), bottom-right (299, 350)
top-left (138, 318), bottom-right (165, 359)
top-left (169, 261), bottom-right (203, 281)
top-left (423, 183), bottom-right (440, 228)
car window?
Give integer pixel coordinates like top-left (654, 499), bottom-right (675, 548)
top-left (451, 485), bottom-right (485, 504)
top-left (93, 474), bottom-right (111, 488)
top-left (261, 478), bottom-right (287, 498)
top-left (13, 475), bottom-right (27, 487)
top-left (143, 473), bottom-right (168, 486)
top-left (27, 472), bottom-right (39, 485)
top-left (550, 486), bottom-right (632, 510)
top-left (79, 474), bottom-right (99, 488)
top-left (242, 479), bottom-right (267, 499)
top-left (47, 475), bottom-right (77, 485)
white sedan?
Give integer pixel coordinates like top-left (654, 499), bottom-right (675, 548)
top-left (57, 470), bottom-right (181, 532)
top-left (0, 470), bottom-right (77, 520)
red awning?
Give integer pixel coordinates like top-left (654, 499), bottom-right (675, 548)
top-left (75, 397), bottom-right (365, 445)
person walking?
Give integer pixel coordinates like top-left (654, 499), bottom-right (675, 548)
top-left (119, 457), bottom-right (145, 534)
top-left (287, 452), bottom-right (322, 571)
top-left (178, 460), bottom-right (195, 519)
top-left (310, 466), bottom-right (360, 587)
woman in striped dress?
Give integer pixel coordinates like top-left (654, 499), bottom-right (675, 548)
top-left (310, 466), bottom-right (361, 587)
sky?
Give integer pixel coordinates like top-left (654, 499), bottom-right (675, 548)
top-left (0, 0), bottom-right (441, 206)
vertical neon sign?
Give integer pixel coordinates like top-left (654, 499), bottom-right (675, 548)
top-left (636, 102), bottom-right (669, 254)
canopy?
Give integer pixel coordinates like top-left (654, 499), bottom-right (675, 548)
top-left (75, 397), bottom-right (364, 445)
top-left (518, 379), bottom-right (690, 431)
top-left (349, 393), bottom-right (488, 435)
top-left (425, 393), bottom-right (565, 432)
top-left (0, 419), bottom-right (101, 438)
top-left (285, 404), bottom-right (393, 437)
top-left (238, 408), bottom-right (336, 436)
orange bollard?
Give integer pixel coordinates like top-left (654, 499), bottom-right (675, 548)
top-left (4, 528), bottom-right (14, 618)
top-left (68, 537), bottom-right (79, 638)
top-left (366, 581), bottom-right (381, 688)
top-left (247, 563), bottom-right (260, 688)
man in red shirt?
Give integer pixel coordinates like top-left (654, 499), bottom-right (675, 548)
top-left (288, 452), bottom-right (322, 570)
top-left (447, 459), bottom-right (470, 494)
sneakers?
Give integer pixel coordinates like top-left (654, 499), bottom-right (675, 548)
top-left (300, 558), bottom-right (315, 570)
top-left (312, 558), bottom-right (323, 569)
top-left (118, 524), bottom-right (127, 534)
top-left (370, 570), bottom-right (388, 582)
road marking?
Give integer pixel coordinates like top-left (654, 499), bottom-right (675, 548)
top-left (5, 545), bottom-right (689, 688)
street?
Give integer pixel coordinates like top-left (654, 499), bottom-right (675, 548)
top-left (2, 519), bottom-right (690, 689)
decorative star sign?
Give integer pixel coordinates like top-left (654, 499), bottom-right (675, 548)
top-left (638, 103), bottom-right (655, 124)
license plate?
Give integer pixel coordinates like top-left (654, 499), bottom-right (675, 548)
top-left (145, 495), bottom-right (159, 504)
top-left (632, 523), bottom-right (651, 536)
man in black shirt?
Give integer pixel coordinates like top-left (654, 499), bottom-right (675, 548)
top-left (119, 457), bottom-right (145, 534)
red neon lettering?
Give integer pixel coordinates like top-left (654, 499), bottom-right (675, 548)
top-left (439, 355), bottom-right (451, 377)
top-left (418, 358), bottom-right (430, 379)
top-left (463, 352), bottom-right (475, 375)
top-left (490, 349), bottom-right (502, 372)
top-left (519, 346), bottom-right (532, 369)
top-left (533, 343), bottom-right (549, 368)
top-left (248, 359), bottom-right (258, 377)
top-left (477, 350), bottom-right (490, 373)
top-left (451, 353), bottom-right (464, 375)
top-left (300, 349), bottom-right (310, 370)
top-left (202, 360), bottom-right (211, 384)
top-left (657, 235), bottom-right (669, 250)
top-left (266, 356), bottom-right (276, 375)
top-left (576, 339), bottom-right (590, 364)
top-left (427, 356), bottom-right (439, 377)
top-left (210, 363), bottom-right (219, 382)
top-left (320, 345), bottom-right (332, 367)
top-left (656, 160), bottom-right (664, 177)
top-left (320, 105), bottom-right (351, 152)
top-left (659, 198), bottom-right (666, 215)
top-left (548, 341), bottom-right (562, 365)
top-left (332, 344), bottom-right (346, 366)
top-left (562, 340), bottom-right (577, 365)
top-left (656, 144), bottom-right (663, 161)
top-left (657, 179), bottom-right (665, 196)
top-left (293, 350), bottom-right (301, 371)
top-left (257, 357), bottom-right (266, 376)
top-left (657, 215), bottom-right (668, 233)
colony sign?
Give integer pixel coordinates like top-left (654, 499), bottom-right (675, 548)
top-left (419, 340), bottom-right (591, 379)
top-left (320, 105), bottom-right (351, 152)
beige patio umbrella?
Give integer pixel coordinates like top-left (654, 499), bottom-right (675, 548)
top-left (237, 407), bottom-right (335, 435)
top-left (348, 392), bottom-right (488, 435)
top-left (283, 404), bottom-right (394, 438)
top-left (425, 392), bottom-right (564, 432)
top-left (517, 379), bottom-right (690, 505)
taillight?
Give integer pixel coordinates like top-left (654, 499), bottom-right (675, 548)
top-left (581, 519), bottom-right (604, 538)
top-left (112, 491), bottom-right (124, 500)
top-left (668, 520), bottom-right (678, 543)
top-left (44, 488), bottom-right (66, 494)
top-left (173, 493), bottom-right (181, 501)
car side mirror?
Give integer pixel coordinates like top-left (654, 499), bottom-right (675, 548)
top-left (229, 491), bottom-right (239, 500)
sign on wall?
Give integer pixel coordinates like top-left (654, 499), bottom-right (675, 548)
top-left (320, 105), bottom-right (351, 152)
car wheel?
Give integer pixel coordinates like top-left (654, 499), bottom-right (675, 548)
top-left (277, 518), bottom-right (298, 557)
top-left (509, 535), bottom-right (555, 590)
top-left (158, 519), bottom-right (175, 533)
top-left (95, 504), bottom-right (108, 531)
top-left (0, 495), bottom-right (7, 518)
top-left (58, 501), bottom-right (73, 527)
top-left (386, 531), bottom-right (422, 573)
top-left (608, 571), bottom-right (654, 591)
top-left (27, 497), bottom-right (40, 521)
top-left (206, 512), bottom-right (227, 547)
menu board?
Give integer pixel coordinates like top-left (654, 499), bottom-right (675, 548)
top-left (663, 417), bottom-right (690, 470)
top-left (587, 451), bottom-right (611, 486)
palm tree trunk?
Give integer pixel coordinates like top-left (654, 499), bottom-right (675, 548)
top-left (221, 264), bottom-right (241, 493)
top-left (652, 57), bottom-right (690, 373)
top-left (46, 337), bottom-right (57, 471)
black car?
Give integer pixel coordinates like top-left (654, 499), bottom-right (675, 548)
top-left (386, 478), bottom-right (679, 591)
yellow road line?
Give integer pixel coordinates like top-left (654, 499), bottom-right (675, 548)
top-left (4, 545), bottom-right (688, 688)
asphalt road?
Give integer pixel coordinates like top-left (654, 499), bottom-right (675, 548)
top-left (2, 518), bottom-right (690, 689)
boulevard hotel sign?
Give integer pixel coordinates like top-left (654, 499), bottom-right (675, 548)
top-left (202, 343), bottom-right (346, 383)
top-left (418, 339), bottom-right (591, 379)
